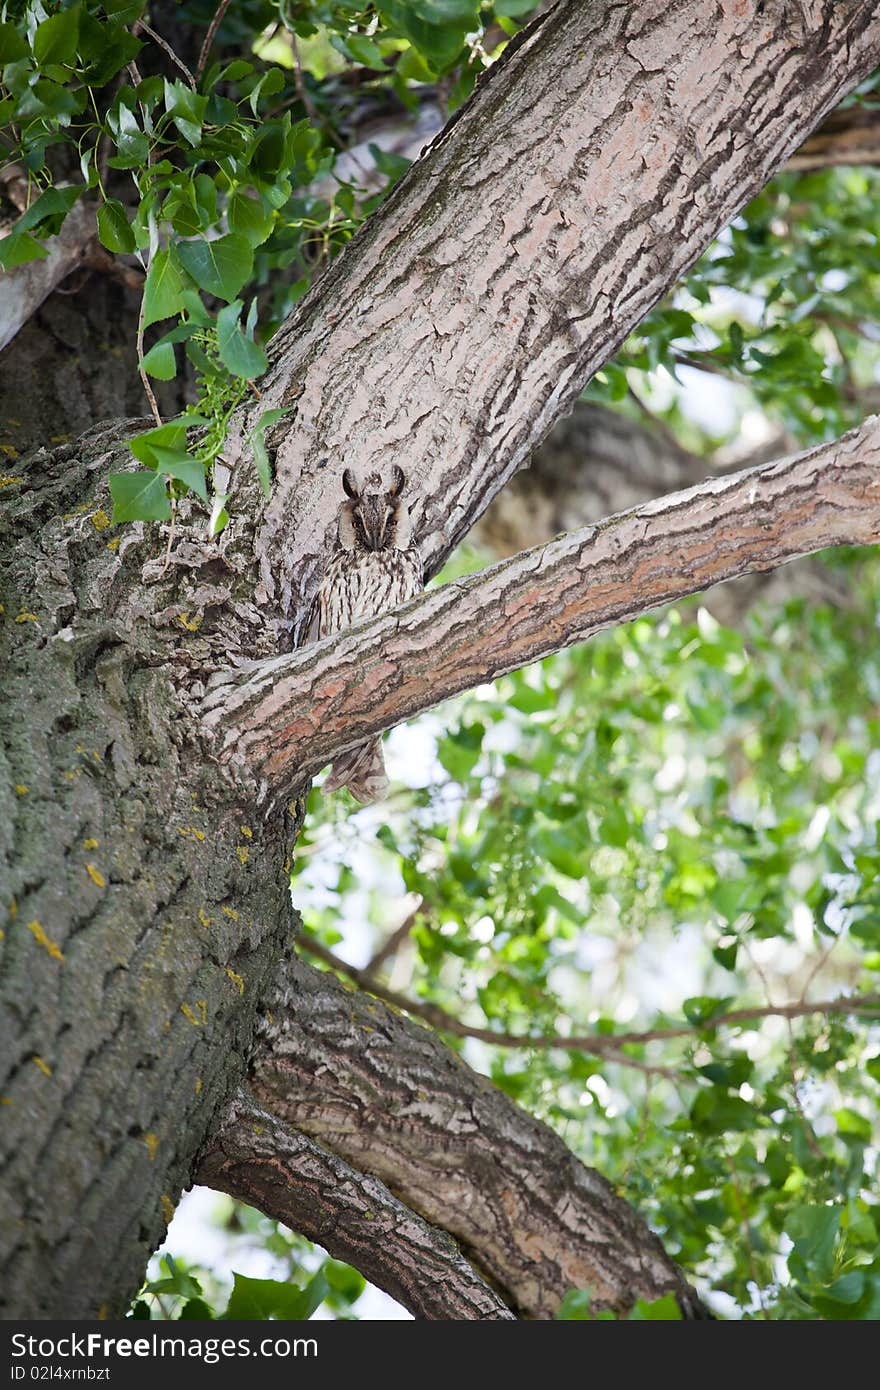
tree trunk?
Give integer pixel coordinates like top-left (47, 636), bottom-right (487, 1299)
top-left (2, 0), bottom-right (880, 1321)
top-left (0, 425), bottom-right (298, 1317)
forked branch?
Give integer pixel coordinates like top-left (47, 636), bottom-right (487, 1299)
top-left (202, 416), bottom-right (880, 797)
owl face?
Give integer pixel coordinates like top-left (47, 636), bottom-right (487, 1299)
top-left (337, 465), bottom-right (412, 551)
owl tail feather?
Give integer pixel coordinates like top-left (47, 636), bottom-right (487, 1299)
top-left (323, 738), bottom-right (390, 804)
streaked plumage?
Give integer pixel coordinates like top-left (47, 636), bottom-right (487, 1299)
top-left (318, 466), bottom-right (422, 802)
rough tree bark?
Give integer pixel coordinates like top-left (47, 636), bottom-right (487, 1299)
top-left (199, 1089), bottom-right (518, 1320)
top-left (203, 416), bottom-right (880, 793)
top-left (2, 0), bottom-right (880, 1322)
top-left (219, 0), bottom-right (880, 649)
top-left (199, 959), bottom-right (707, 1320)
top-left (471, 403), bottom-right (855, 622)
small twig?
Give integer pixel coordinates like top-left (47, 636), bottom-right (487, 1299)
top-left (362, 898), bottom-right (424, 978)
top-left (290, 32), bottom-right (318, 125)
top-left (298, 935), bottom-right (880, 1060)
top-left (798, 928), bottom-right (844, 1004)
top-left (288, 32), bottom-right (345, 150)
top-left (136, 285), bottom-right (163, 428)
top-left (671, 349), bottom-right (742, 384)
top-left (135, 20), bottom-right (196, 88)
top-left (785, 1030), bottom-right (825, 1161)
top-left (620, 1079), bottom-right (656, 1186)
top-left (195, 0), bottom-right (233, 83)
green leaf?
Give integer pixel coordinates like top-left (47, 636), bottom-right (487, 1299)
top-left (215, 299), bottom-right (267, 379)
top-left (689, 1090), bottom-right (757, 1134)
top-left (139, 340), bottom-right (177, 380)
top-left (33, 4), bottom-right (81, 65)
top-left (130, 421), bottom-right (186, 465)
top-left (409, 0), bottom-right (479, 22)
top-left (163, 77), bottom-right (207, 147)
top-left (149, 446), bottom-right (209, 504)
top-left (712, 938), bottom-right (739, 971)
top-left (223, 1272), bottom-right (328, 1321)
top-left (332, 32), bottom-right (387, 69)
top-left (78, 13), bottom-right (142, 83)
top-left (682, 995), bottom-right (735, 1027)
top-left (103, 0), bottom-right (146, 20)
top-left (109, 471), bottom-right (171, 523)
top-left (97, 198), bottom-right (135, 254)
top-left (629, 1294), bottom-right (683, 1320)
top-left (14, 185), bottom-right (81, 237)
top-left (380, 1), bottom-right (470, 71)
top-left (323, 1260), bottom-right (366, 1304)
top-left (143, 1255), bottom-right (203, 1301)
top-left (228, 189), bottom-right (274, 248)
top-left (163, 187), bottom-right (203, 238)
top-left (787, 1205), bottom-right (841, 1284)
top-left (179, 1297), bottom-right (215, 1319)
top-left (0, 231), bottom-right (48, 269)
top-left (177, 235), bottom-right (253, 303)
top-left (0, 22), bottom-right (28, 61)
top-left (107, 99), bottom-right (149, 169)
top-left (555, 1288), bottom-right (593, 1320)
top-left (368, 142), bottom-right (411, 187)
top-left (820, 1271), bottom-right (866, 1306)
top-left (248, 407), bottom-right (288, 497)
top-left (142, 249), bottom-right (186, 328)
top-left (835, 1107), bottom-right (871, 1143)
top-left (16, 76), bottom-right (83, 119)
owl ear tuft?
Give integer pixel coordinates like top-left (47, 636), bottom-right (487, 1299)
top-left (342, 468), bottom-right (358, 499)
top-left (388, 464), bottom-right (405, 498)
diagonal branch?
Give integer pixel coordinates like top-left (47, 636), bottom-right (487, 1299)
top-left (197, 1088), bottom-right (516, 1320)
top-left (202, 415), bottom-right (880, 799)
top-left (787, 101), bottom-right (880, 171)
top-left (248, 956), bottom-right (711, 1319)
top-left (300, 933), bottom-right (880, 1063)
top-left (361, 898), bottom-right (424, 979)
top-left (220, 0), bottom-right (880, 650)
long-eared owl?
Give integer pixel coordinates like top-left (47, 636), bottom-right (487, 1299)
top-left (318, 465), bottom-right (423, 803)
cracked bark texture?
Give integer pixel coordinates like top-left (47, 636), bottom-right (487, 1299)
top-left (198, 1088), bottom-right (517, 1320)
top-left (0, 426), bottom-right (300, 1318)
top-left (204, 416), bottom-right (880, 795)
top-left (244, 958), bottom-right (708, 1320)
top-left (473, 405), bottom-right (855, 622)
top-left (219, 0), bottom-right (880, 649)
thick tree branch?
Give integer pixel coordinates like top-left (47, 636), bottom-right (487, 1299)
top-left (477, 404), bottom-right (858, 622)
top-left (300, 935), bottom-right (880, 1063)
top-left (202, 416), bottom-right (880, 798)
top-left (323, 94), bottom-right (880, 208)
top-left (0, 201), bottom-right (135, 353)
top-left (248, 956), bottom-right (710, 1319)
top-left (787, 101), bottom-right (880, 171)
top-left (219, 0), bottom-right (880, 650)
top-left (197, 1088), bottom-right (516, 1320)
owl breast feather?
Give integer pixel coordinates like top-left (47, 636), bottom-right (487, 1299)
top-left (318, 549), bottom-right (423, 636)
